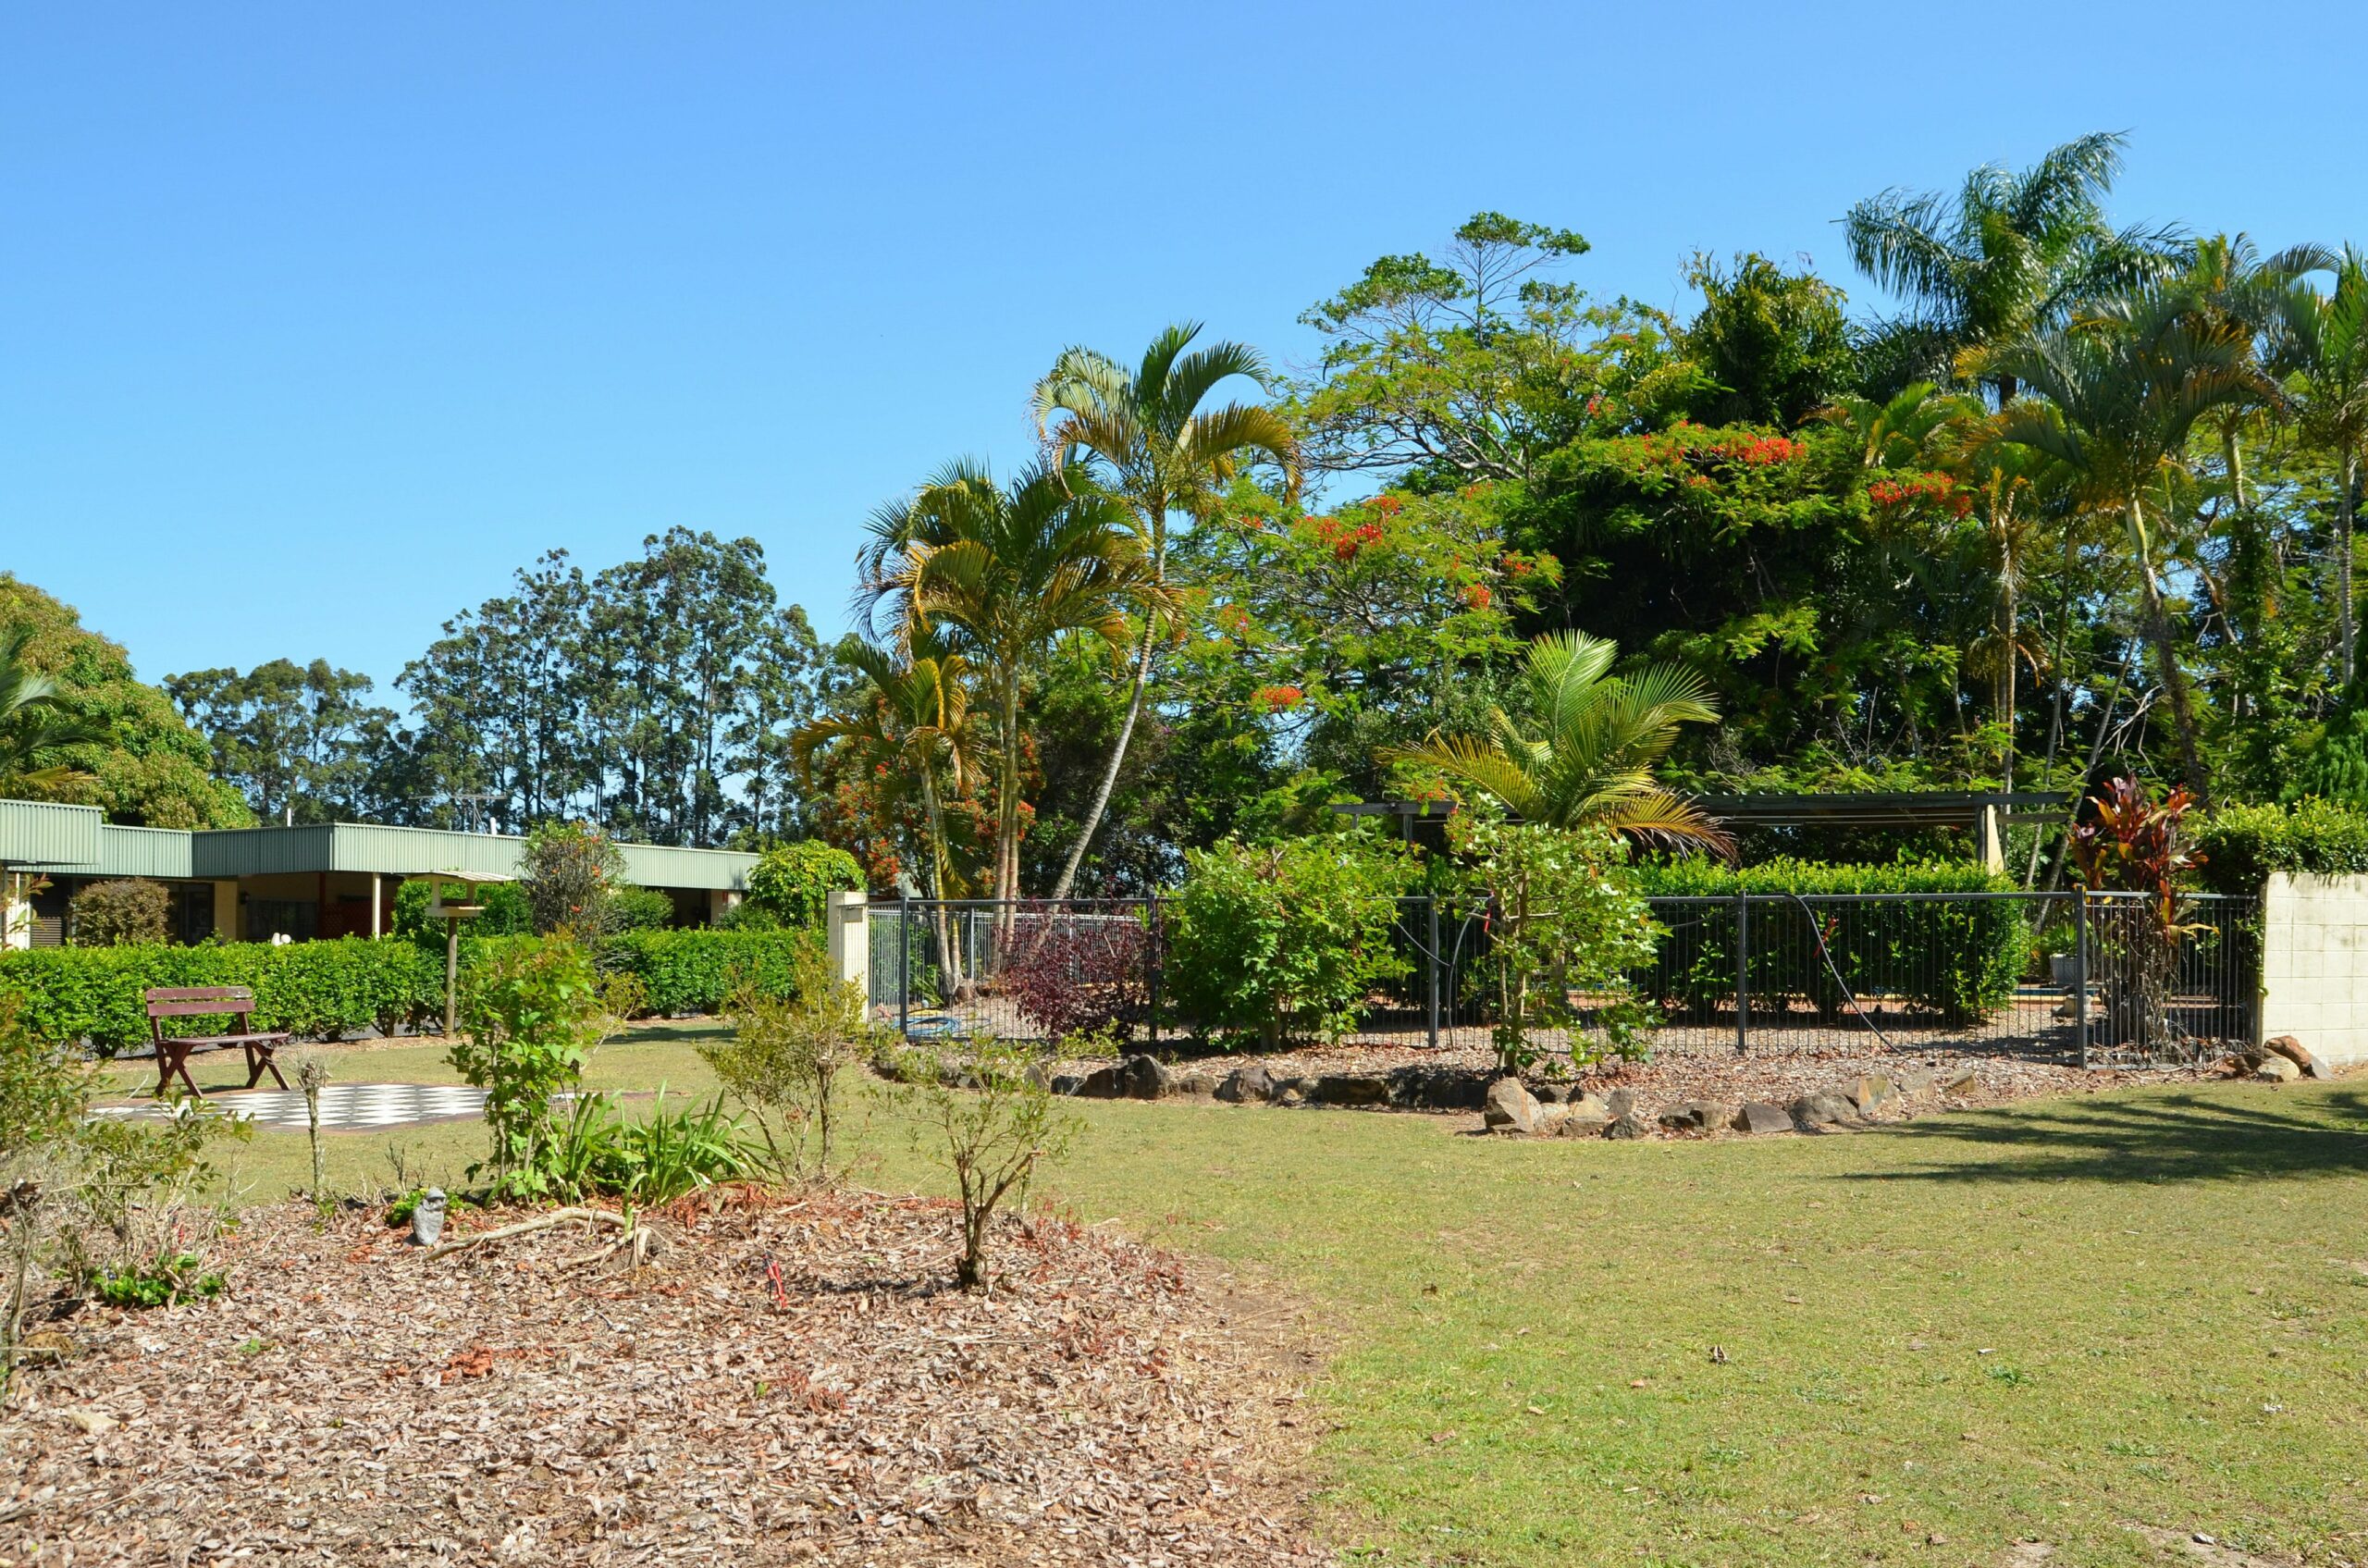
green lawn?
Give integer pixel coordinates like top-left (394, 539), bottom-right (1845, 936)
top-left (170, 1030), bottom-right (2368, 1565)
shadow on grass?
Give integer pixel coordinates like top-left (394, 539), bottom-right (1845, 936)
top-left (1837, 1086), bottom-right (2368, 1186)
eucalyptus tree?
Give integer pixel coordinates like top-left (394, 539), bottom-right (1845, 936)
top-left (1031, 323), bottom-right (1299, 899)
top-left (857, 459), bottom-right (1148, 905)
top-left (1844, 131), bottom-right (2183, 402)
top-left (1981, 294), bottom-right (2268, 797)
top-left (2284, 247), bottom-right (2368, 686)
top-left (1383, 630), bottom-right (1731, 854)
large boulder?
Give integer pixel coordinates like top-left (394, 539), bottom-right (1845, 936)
top-left (1605, 1088), bottom-right (1638, 1118)
top-left (1733, 1101), bottom-right (1793, 1135)
top-left (1941, 1063), bottom-right (1980, 1096)
top-left (1215, 1064), bottom-right (1275, 1104)
top-left (2256, 1055), bottom-right (2302, 1084)
top-left (1483, 1078), bottom-right (1544, 1136)
top-left (1073, 1063), bottom-right (1125, 1098)
top-left (1603, 1110), bottom-right (1652, 1140)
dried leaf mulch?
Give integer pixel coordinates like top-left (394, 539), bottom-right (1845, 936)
top-left (3, 1189), bottom-right (1328, 1566)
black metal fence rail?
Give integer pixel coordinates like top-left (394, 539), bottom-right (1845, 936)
top-left (865, 889), bottom-right (2258, 1066)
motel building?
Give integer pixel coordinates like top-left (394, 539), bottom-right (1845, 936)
top-left (0, 799), bottom-right (754, 949)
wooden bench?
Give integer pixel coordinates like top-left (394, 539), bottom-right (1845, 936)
top-left (143, 986), bottom-right (291, 1098)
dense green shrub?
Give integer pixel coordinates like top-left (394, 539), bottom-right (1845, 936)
top-left (1165, 837), bottom-right (1415, 1047)
top-left (450, 937), bottom-right (609, 1200)
top-left (605, 928), bottom-right (819, 1016)
top-left (520, 821), bottom-right (628, 934)
top-left (608, 886), bottom-right (677, 932)
top-left (68, 880), bottom-right (169, 947)
top-left (2191, 798), bottom-right (2368, 893)
top-left (745, 841), bottom-right (864, 928)
top-left (391, 878), bottom-right (532, 939)
top-left (1632, 858), bottom-right (2023, 1024)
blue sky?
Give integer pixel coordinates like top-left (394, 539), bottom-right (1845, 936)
top-left (7, 2), bottom-right (2365, 701)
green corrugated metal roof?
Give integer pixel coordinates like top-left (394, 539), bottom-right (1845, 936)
top-left (96, 824), bottom-right (196, 880)
top-left (0, 800), bottom-right (106, 870)
top-left (0, 801), bottom-right (757, 891)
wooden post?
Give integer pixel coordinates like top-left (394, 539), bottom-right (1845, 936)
top-left (444, 915), bottom-right (460, 1038)
top-left (370, 873), bottom-right (382, 939)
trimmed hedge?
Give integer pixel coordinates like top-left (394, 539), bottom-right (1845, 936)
top-left (0, 939), bottom-right (443, 1055)
top-left (0, 929), bottom-right (820, 1053)
top-left (1631, 858), bottom-right (2024, 1025)
top-left (605, 928), bottom-right (820, 1017)
top-left (2190, 798), bottom-right (2368, 894)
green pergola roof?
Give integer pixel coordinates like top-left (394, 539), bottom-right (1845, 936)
top-left (0, 802), bottom-right (758, 891)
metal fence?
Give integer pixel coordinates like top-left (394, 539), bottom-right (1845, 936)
top-left (866, 888), bottom-right (2259, 1067)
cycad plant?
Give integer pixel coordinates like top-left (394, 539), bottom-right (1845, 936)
top-left (1032, 323), bottom-right (1300, 897)
top-left (1383, 631), bottom-right (1731, 854)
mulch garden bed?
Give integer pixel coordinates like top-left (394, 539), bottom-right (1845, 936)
top-left (2, 1191), bottom-right (1328, 1565)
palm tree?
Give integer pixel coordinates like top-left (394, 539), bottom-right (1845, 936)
top-left (791, 637), bottom-right (983, 986)
top-left (0, 624), bottom-right (102, 792)
top-left (2162, 234), bottom-right (2329, 518)
top-left (1031, 323), bottom-right (1300, 899)
top-left (1937, 417), bottom-right (2058, 786)
top-left (857, 459), bottom-right (1154, 907)
top-left (2284, 247), bottom-right (2368, 686)
top-left (1844, 131), bottom-right (2184, 403)
top-left (1382, 631), bottom-right (1732, 854)
top-left (1980, 293), bottom-right (2267, 799)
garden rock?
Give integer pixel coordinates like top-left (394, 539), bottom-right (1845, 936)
top-left (1941, 1064), bottom-right (1980, 1095)
top-left (1605, 1088), bottom-right (1638, 1118)
top-left (1172, 1070), bottom-right (1219, 1098)
top-left (2255, 1056), bottom-right (2301, 1084)
top-left (1051, 1071), bottom-right (1088, 1096)
top-left (1214, 1065), bottom-right (1273, 1104)
top-left (1791, 1093), bottom-right (1859, 1130)
top-left (1897, 1068), bottom-right (1937, 1103)
top-left (2263, 1036), bottom-right (2331, 1080)
top-left (1733, 1101), bottom-right (1793, 1135)
top-left (1603, 1110), bottom-right (1652, 1140)
top-left (1272, 1078), bottom-right (1315, 1107)
top-left (1558, 1093), bottom-right (1612, 1135)
top-left (1483, 1078), bottom-right (1543, 1136)
top-left (1848, 1074), bottom-right (1899, 1116)
top-left (1388, 1066), bottom-right (1486, 1110)
top-left (1661, 1099), bottom-right (1738, 1133)
top-left (1116, 1055), bottom-right (1173, 1100)
top-left (1073, 1063), bottom-right (1125, 1098)
top-left (1315, 1073), bottom-right (1391, 1107)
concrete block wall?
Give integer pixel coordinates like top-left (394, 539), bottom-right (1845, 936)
top-left (2259, 871), bottom-right (2368, 1067)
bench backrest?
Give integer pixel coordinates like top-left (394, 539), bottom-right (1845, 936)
top-left (144, 986), bottom-right (257, 1019)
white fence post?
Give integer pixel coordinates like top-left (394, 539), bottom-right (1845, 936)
top-left (2258, 870), bottom-right (2368, 1065)
top-left (826, 889), bottom-right (869, 1001)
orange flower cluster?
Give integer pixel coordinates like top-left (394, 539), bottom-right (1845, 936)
top-left (1868, 472), bottom-right (1971, 516)
top-left (1311, 516), bottom-right (1387, 561)
top-left (1461, 583), bottom-right (1492, 610)
top-left (1252, 685), bottom-right (1305, 712)
top-left (1727, 435), bottom-right (1804, 466)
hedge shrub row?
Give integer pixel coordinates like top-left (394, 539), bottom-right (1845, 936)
top-left (0, 929), bottom-right (820, 1053)
top-left (2190, 798), bottom-right (2368, 894)
top-left (1629, 858), bottom-right (2024, 1025)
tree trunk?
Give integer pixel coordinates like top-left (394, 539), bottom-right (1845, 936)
top-left (995, 676), bottom-right (1023, 945)
top-left (1995, 529), bottom-right (2017, 791)
top-left (1046, 621), bottom-right (1154, 902)
top-left (2342, 453), bottom-right (2359, 691)
top-left (919, 771), bottom-right (961, 1000)
top-left (2127, 494), bottom-right (2212, 803)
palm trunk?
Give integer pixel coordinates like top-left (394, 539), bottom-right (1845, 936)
top-left (2342, 453), bottom-right (2359, 690)
top-left (1995, 522), bottom-right (2017, 791)
top-left (919, 771), bottom-right (962, 1001)
top-left (996, 676), bottom-right (1023, 946)
top-left (2127, 493), bottom-right (2212, 803)
top-left (1047, 621), bottom-right (1154, 902)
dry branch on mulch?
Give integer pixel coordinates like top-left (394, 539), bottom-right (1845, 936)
top-left (3, 1190), bottom-right (1327, 1565)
